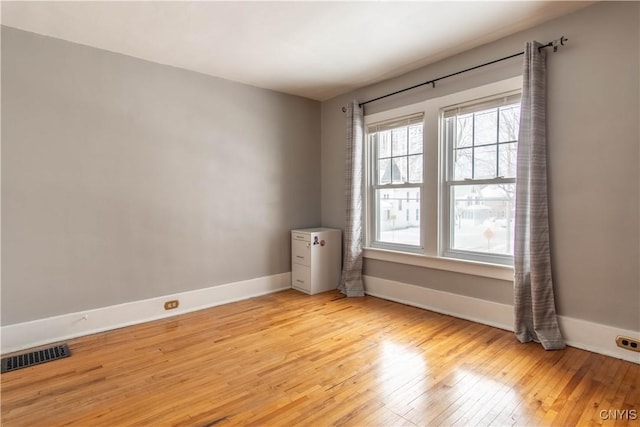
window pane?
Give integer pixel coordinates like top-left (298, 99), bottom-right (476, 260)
top-left (443, 94), bottom-right (520, 263)
top-left (378, 131), bottom-right (391, 158)
top-left (453, 148), bottom-right (473, 180)
top-left (378, 158), bottom-right (391, 184)
top-left (376, 187), bottom-right (421, 246)
top-left (392, 128), bottom-right (408, 156)
top-left (456, 114), bottom-right (473, 148)
top-left (474, 110), bottom-right (497, 146)
top-left (499, 105), bottom-right (520, 143)
top-left (408, 124), bottom-right (423, 154)
top-left (450, 184), bottom-right (515, 255)
top-left (408, 154), bottom-right (422, 183)
top-left (474, 145), bottom-right (497, 179)
top-left (499, 142), bottom-right (517, 178)
top-left (392, 157), bottom-right (407, 183)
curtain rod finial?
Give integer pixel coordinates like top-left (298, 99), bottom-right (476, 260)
top-left (342, 106), bottom-right (347, 113)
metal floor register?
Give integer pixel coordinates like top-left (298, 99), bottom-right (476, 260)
top-left (1, 343), bottom-right (71, 373)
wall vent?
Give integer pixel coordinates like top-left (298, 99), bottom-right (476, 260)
top-left (1, 343), bottom-right (71, 373)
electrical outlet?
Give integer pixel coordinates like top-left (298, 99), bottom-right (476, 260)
top-left (615, 336), bottom-right (639, 352)
top-left (164, 300), bottom-right (179, 310)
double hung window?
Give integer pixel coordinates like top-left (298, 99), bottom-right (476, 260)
top-left (442, 93), bottom-right (521, 264)
top-left (364, 78), bottom-right (522, 273)
top-left (367, 114), bottom-right (424, 250)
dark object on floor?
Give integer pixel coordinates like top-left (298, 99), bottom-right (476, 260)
top-left (1, 343), bottom-right (71, 373)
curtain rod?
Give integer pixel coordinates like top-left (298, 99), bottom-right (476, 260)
top-left (341, 36), bottom-right (568, 112)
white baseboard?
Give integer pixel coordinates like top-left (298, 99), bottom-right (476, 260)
top-left (363, 275), bottom-right (640, 364)
top-left (557, 316), bottom-right (640, 364)
top-left (4, 273), bottom-right (638, 365)
top-left (1, 273), bottom-right (291, 354)
top-left (363, 275), bottom-right (514, 331)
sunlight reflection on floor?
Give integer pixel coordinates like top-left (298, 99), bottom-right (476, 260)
top-left (375, 341), bottom-right (528, 425)
top-left (375, 340), bottom-right (429, 419)
top-left (377, 341), bottom-right (427, 394)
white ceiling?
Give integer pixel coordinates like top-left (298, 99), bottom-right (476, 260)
top-left (1, 1), bottom-right (590, 101)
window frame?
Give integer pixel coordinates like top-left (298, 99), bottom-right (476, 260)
top-left (366, 113), bottom-right (425, 253)
top-left (441, 91), bottom-right (522, 266)
top-left (363, 77), bottom-right (522, 279)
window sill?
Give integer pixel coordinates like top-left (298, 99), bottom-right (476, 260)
top-left (363, 247), bottom-right (514, 281)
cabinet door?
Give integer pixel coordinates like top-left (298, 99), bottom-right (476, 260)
top-left (292, 239), bottom-right (311, 267)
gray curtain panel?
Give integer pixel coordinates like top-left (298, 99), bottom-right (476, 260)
top-left (339, 100), bottom-right (365, 297)
top-left (513, 41), bottom-right (565, 350)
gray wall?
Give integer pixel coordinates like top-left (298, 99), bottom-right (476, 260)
top-left (321, 2), bottom-right (639, 331)
top-left (3, 2), bottom-right (639, 333)
top-left (2, 27), bottom-right (321, 325)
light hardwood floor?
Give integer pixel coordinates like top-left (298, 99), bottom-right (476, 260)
top-left (1, 289), bottom-right (638, 426)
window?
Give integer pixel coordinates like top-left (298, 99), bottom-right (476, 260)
top-left (443, 93), bottom-right (520, 264)
top-left (367, 114), bottom-right (424, 250)
top-left (363, 77), bottom-right (522, 275)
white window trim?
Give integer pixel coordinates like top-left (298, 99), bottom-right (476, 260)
top-left (363, 76), bottom-right (522, 279)
top-left (363, 247), bottom-right (514, 281)
top-left (366, 113), bottom-right (425, 253)
top-left (442, 92), bottom-right (520, 266)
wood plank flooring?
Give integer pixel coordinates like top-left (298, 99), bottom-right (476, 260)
top-left (1, 289), bottom-right (638, 426)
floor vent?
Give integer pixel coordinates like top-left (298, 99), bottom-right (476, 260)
top-left (1, 344), bottom-right (71, 373)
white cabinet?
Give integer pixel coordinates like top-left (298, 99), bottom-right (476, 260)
top-left (291, 228), bottom-right (341, 295)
